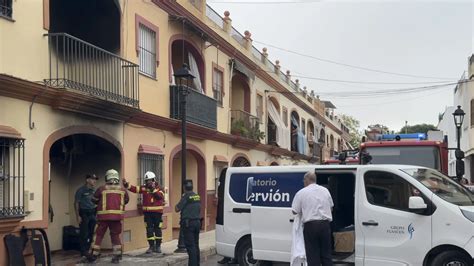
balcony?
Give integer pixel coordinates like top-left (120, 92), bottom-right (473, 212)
top-left (230, 110), bottom-right (263, 142)
top-left (44, 33), bottom-right (139, 109)
top-left (170, 85), bottom-right (217, 129)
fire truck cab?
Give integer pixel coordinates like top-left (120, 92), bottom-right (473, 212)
top-left (359, 131), bottom-right (448, 175)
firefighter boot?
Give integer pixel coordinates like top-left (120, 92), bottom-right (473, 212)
top-left (111, 255), bottom-right (121, 264)
top-left (154, 245), bottom-right (162, 254)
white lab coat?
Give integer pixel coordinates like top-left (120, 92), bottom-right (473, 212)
top-left (291, 214), bottom-right (307, 266)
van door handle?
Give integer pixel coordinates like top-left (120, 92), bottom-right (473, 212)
top-left (362, 220), bottom-right (379, 226)
top-left (289, 219), bottom-right (294, 223)
top-left (232, 208), bottom-right (250, 213)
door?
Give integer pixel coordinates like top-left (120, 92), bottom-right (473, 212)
top-left (250, 171), bottom-right (306, 262)
top-left (357, 167), bottom-right (433, 266)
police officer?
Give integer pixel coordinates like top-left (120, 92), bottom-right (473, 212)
top-left (175, 179), bottom-right (201, 266)
top-left (74, 174), bottom-right (98, 259)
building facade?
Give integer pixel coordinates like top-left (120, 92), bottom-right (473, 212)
top-left (0, 0), bottom-right (347, 262)
top-left (450, 55), bottom-right (474, 183)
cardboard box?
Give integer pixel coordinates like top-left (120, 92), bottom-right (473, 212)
top-left (333, 230), bottom-right (355, 253)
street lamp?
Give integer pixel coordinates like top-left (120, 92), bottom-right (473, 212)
top-left (173, 63), bottom-right (195, 253)
top-left (452, 105), bottom-right (466, 182)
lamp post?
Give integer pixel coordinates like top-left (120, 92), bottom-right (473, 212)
top-left (173, 63), bottom-right (195, 253)
top-left (452, 105), bottom-right (466, 182)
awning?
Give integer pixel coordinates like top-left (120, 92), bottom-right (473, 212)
top-left (138, 144), bottom-right (164, 155)
top-left (232, 59), bottom-right (255, 80)
top-left (0, 125), bottom-right (22, 139)
top-left (213, 155), bottom-right (229, 163)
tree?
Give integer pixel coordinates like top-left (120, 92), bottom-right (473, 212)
top-left (399, 124), bottom-right (437, 134)
top-left (340, 114), bottom-right (363, 148)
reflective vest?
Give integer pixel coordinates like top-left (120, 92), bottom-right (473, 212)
top-left (93, 184), bottom-right (129, 221)
top-left (128, 184), bottom-right (165, 213)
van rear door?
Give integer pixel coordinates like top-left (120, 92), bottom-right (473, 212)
top-left (250, 171), bottom-right (306, 262)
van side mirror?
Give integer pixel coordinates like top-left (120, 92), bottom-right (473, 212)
top-left (409, 196), bottom-right (427, 210)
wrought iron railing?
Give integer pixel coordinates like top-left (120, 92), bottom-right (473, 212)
top-left (44, 33), bottom-right (139, 108)
top-left (0, 138), bottom-right (25, 219)
top-left (170, 85), bottom-right (217, 129)
top-left (230, 110), bottom-right (263, 142)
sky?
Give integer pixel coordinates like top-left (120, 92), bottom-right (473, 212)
top-left (208, 0), bottom-right (473, 132)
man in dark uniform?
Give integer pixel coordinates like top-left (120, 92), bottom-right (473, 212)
top-left (74, 174), bottom-right (98, 259)
top-left (175, 179), bottom-right (201, 266)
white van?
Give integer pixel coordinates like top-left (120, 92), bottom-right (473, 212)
top-left (215, 165), bottom-right (474, 266)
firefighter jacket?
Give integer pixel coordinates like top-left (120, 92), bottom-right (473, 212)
top-left (128, 183), bottom-right (165, 213)
top-left (93, 184), bottom-right (129, 221)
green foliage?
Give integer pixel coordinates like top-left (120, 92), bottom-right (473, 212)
top-left (341, 114), bottom-right (363, 148)
top-left (399, 124), bottom-right (437, 134)
top-left (231, 120), bottom-right (265, 142)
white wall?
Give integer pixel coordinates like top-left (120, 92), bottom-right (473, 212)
top-left (437, 106), bottom-right (456, 176)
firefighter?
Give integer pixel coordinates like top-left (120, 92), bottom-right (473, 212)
top-left (88, 169), bottom-right (129, 264)
top-left (123, 171), bottom-right (165, 254)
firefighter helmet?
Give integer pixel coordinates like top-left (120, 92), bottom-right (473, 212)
top-left (105, 169), bottom-right (120, 184)
top-left (144, 171), bottom-right (156, 182)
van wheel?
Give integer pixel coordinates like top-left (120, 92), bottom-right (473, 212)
top-left (431, 250), bottom-right (472, 266)
top-left (236, 238), bottom-right (271, 266)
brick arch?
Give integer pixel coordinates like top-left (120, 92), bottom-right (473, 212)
top-left (39, 125), bottom-right (123, 228)
top-left (169, 34), bottom-right (206, 92)
top-left (168, 143), bottom-right (207, 220)
top-left (230, 153), bottom-right (252, 167)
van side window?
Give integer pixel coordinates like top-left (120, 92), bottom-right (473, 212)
top-left (364, 171), bottom-right (418, 212)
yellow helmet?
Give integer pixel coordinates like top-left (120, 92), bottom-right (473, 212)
top-left (105, 169), bottom-right (119, 184)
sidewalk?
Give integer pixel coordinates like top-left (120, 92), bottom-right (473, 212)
top-left (75, 230), bottom-right (216, 266)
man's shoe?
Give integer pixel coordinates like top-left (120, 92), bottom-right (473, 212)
top-left (217, 257), bottom-right (231, 264)
top-left (145, 247), bottom-right (154, 254)
top-left (154, 245), bottom-right (162, 254)
top-left (77, 256), bottom-right (89, 264)
top-left (111, 255), bottom-right (121, 264)
top-left (87, 255), bottom-right (98, 263)
top-left (228, 258), bottom-right (238, 264)
top-left (174, 247), bottom-right (187, 253)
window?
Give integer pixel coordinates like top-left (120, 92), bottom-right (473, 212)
top-left (138, 152), bottom-right (164, 199)
top-left (364, 171), bottom-right (418, 212)
top-left (1, 138), bottom-right (25, 218)
top-left (256, 94), bottom-right (263, 121)
top-left (138, 24), bottom-right (157, 78)
top-left (213, 67), bottom-right (224, 106)
top-left (471, 99), bottom-right (474, 127)
top-left (282, 107), bottom-right (288, 127)
top-left (301, 118), bottom-right (306, 135)
top-left (0, 0), bottom-right (12, 18)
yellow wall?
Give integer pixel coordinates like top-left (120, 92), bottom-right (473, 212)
top-left (0, 1), bottom-right (48, 81)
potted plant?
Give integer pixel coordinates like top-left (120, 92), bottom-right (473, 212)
top-left (231, 119), bottom-right (247, 137)
top-left (248, 126), bottom-right (266, 142)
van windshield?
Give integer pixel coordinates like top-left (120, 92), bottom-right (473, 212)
top-left (402, 168), bottom-right (474, 206)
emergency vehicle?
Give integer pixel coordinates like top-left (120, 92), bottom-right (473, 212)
top-left (216, 165), bottom-right (474, 266)
top-left (359, 131), bottom-right (449, 175)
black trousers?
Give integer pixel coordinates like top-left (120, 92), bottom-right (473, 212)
top-left (182, 219), bottom-right (201, 266)
top-left (303, 220), bottom-right (333, 266)
top-left (79, 209), bottom-right (96, 256)
top-left (144, 212), bottom-right (163, 247)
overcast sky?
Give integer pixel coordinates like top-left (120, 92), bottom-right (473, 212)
top-left (209, 0), bottom-right (473, 132)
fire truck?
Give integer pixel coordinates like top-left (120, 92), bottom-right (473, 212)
top-left (359, 131), bottom-right (449, 175)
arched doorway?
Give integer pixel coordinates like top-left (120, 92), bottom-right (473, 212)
top-left (270, 161), bottom-right (279, 166)
top-left (169, 144), bottom-right (206, 239)
top-left (232, 156), bottom-right (251, 167)
top-left (307, 120), bottom-right (315, 155)
top-left (46, 133), bottom-right (121, 251)
top-left (171, 38), bottom-right (205, 92)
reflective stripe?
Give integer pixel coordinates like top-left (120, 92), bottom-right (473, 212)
top-left (100, 190), bottom-right (126, 214)
top-left (97, 210), bottom-right (125, 215)
top-left (155, 236), bottom-right (162, 240)
top-left (143, 206), bottom-right (163, 211)
top-left (147, 236), bottom-right (155, 240)
top-left (159, 222), bottom-right (163, 228)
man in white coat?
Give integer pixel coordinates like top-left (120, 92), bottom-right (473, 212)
top-left (292, 171), bottom-right (334, 266)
